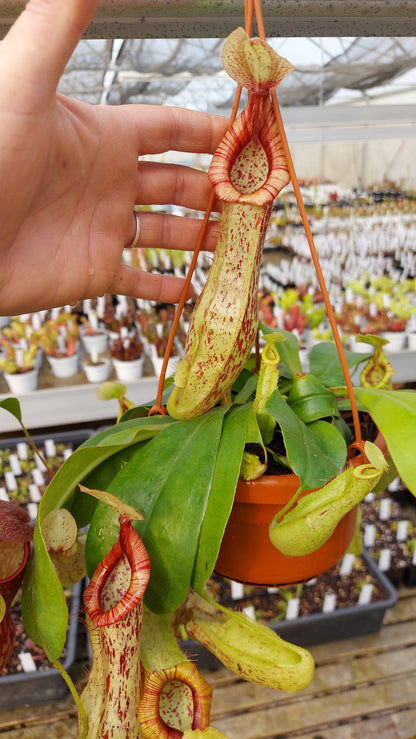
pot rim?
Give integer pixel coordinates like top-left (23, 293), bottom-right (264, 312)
top-left (235, 429), bottom-right (385, 506)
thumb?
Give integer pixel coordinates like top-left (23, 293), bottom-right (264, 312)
top-left (0, 0), bottom-right (99, 102)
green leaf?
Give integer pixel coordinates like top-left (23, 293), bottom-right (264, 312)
top-left (0, 397), bottom-right (22, 423)
top-left (309, 342), bottom-right (369, 386)
top-left (87, 407), bottom-right (228, 614)
top-left (233, 372), bottom-right (258, 404)
top-left (21, 526), bottom-right (68, 661)
top-left (191, 403), bottom-right (252, 592)
top-left (22, 415), bottom-right (173, 659)
top-left (287, 374), bottom-right (335, 423)
top-left (83, 414), bottom-right (175, 448)
top-left (307, 419), bottom-right (347, 471)
top-left (69, 444), bottom-right (145, 527)
top-left (266, 392), bottom-right (341, 490)
top-left (354, 387), bottom-right (416, 495)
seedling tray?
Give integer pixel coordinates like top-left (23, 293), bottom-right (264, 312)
top-left (0, 581), bottom-right (82, 709)
top-left (361, 491), bottom-right (416, 587)
top-left (0, 429), bottom-right (94, 519)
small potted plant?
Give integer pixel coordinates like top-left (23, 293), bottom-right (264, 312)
top-left (38, 311), bottom-right (80, 378)
top-left (82, 350), bottom-right (112, 383)
top-left (101, 296), bottom-right (136, 339)
top-left (364, 308), bottom-right (409, 353)
top-left (139, 308), bottom-right (182, 377)
top-left (79, 310), bottom-right (108, 356)
top-left (0, 338), bottom-right (39, 394)
top-left (109, 327), bottom-right (145, 382)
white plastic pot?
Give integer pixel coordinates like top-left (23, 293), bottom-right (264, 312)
top-left (379, 331), bottom-right (407, 353)
top-left (112, 356), bottom-right (144, 382)
top-left (80, 328), bottom-right (108, 356)
top-left (147, 344), bottom-right (180, 378)
top-left (83, 357), bottom-right (111, 383)
top-left (3, 368), bottom-right (38, 394)
top-left (408, 333), bottom-right (416, 351)
top-left (47, 352), bottom-right (80, 378)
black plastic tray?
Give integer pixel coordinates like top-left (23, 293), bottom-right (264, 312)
top-left (0, 428), bottom-right (94, 452)
top-left (182, 551), bottom-right (398, 669)
top-left (0, 428), bottom-right (94, 518)
top-left (0, 581), bottom-right (82, 709)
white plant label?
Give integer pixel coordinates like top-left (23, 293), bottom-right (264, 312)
top-left (28, 484), bottom-right (42, 503)
top-left (323, 593), bottom-right (337, 613)
top-left (340, 552), bottom-right (355, 576)
top-left (63, 447), bottom-right (73, 460)
top-left (230, 581), bottom-right (245, 600)
top-left (27, 502), bottom-right (38, 520)
top-left (8, 454), bottom-right (22, 476)
top-left (379, 498), bottom-right (391, 521)
top-left (358, 583), bottom-right (374, 605)
top-left (378, 548), bottom-right (391, 572)
top-left (0, 487), bottom-right (10, 501)
top-left (396, 520), bottom-right (409, 542)
top-left (32, 468), bottom-right (45, 487)
top-left (363, 524), bottom-right (376, 548)
top-left (5, 471), bottom-right (17, 491)
top-left (44, 439), bottom-right (56, 458)
top-left (286, 598), bottom-right (300, 620)
top-left (35, 454), bottom-right (48, 472)
top-left (16, 442), bottom-right (28, 460)
top-left (19, 652), bottom-right (37, 673)
top-left (242, 605), bottom-right (256, 621)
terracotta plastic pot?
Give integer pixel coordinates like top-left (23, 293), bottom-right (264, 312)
top-left (0, 541), bottom-right (30, 669)
top-left (216, 432), bottom-right (385, 587)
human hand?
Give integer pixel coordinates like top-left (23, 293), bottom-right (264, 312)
top-left (0, 0), bottom-right (228, 315)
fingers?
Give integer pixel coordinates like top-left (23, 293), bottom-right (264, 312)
top-left (130, 212), bottom-right (220, 253)
top-left (1, 0), bottom-right (98, 103)
top-left (109, 264), bottom-right (195, 305)
top-left (123, 104), bottom-right (228, 158)
top-left (136, 161), bottom-right (222, 213)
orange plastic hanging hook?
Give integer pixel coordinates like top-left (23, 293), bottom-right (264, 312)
top-left (252, 0), bottom-right (362, 447)
top-left (149, 3), bottom-right (254, 417)
top-left (151, 0), bottom-right (361, 448)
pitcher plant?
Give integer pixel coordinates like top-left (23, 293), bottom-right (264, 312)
top-left (2, 2), bottom-right (416, 737)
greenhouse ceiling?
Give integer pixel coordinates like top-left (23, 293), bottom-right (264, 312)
top-left (53, 36), bottom-right (416, 113)
top-left (2, 4), bottom-right (416, 116)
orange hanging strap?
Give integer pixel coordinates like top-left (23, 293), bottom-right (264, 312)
top-left (149, 3), bottom-right (254, 417)
top-left (253, 0), bottom-right (362, 449)
top-left (148, 191), bottom-right (216, 416)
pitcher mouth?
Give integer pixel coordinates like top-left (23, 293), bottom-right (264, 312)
top-left (208, 96), bottom-right (289, 207)
top-left (0, 540), bottom-right (30, 585)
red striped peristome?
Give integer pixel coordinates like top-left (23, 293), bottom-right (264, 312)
top-left (208, 95), bottom-right (289, 206)
top-left (80, 518), bottom-right (150, 737)
top-left (138, 661), bottom-right (213, 739)
top-left (167, 29), bottom-right (293, 421)
top-left (83, 516), bottom-right (150, 627)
